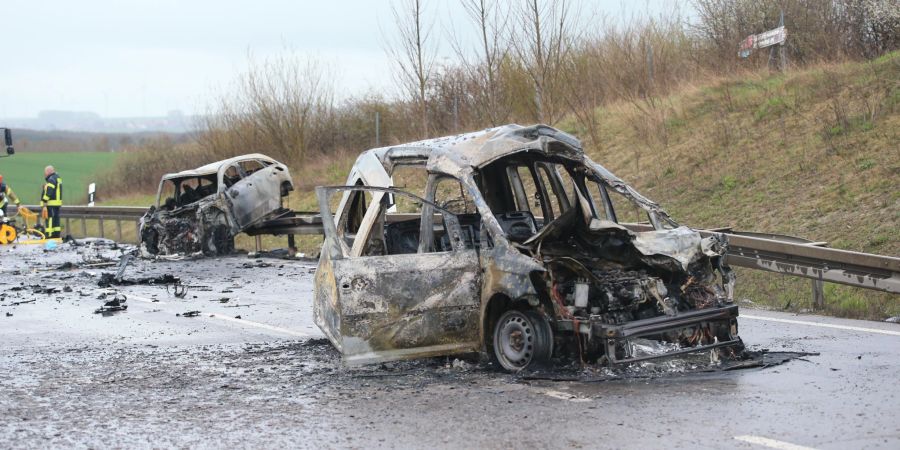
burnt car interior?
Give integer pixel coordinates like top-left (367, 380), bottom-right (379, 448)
top-left (328, 185), bottom-right (473, 258)
top-left (160, 175), bottom-right (218, 210)
top-left (477, 153), bottom-right (655, 237)
top-left (337, 179), bottom-right (479, 256)
top-left (339, 152), bottom-right (665, 257)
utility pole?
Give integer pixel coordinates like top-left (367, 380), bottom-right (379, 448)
top-left (375, 111), bottom-right (381, 147)
top-left (779, 10), bottom-right (787, 72)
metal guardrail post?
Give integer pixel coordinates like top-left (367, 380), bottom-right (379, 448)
top-left (98, 216), bottom-right (104, 238)
top-left (812, 279), bottom-right (825, 309)
top-left (81, 217), bottom-right (86, 237)
top-left (116, 219), bottom-right (122, 242)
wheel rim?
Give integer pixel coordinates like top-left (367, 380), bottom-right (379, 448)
top-left (496, 312), bottom-right (535, 370)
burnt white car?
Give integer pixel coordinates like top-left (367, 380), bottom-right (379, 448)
top-left (140, 153), bottom-right (293, 256)
top-left (314, 125), bottom-right (740, 371)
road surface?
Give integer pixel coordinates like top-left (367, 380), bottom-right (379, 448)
top-left (1, 243), bottom-right (898, 449)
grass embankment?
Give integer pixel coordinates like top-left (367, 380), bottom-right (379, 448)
top-left (0, 152), bottom-right (121, 204)
top-left (561, 53), bottom-right (899, 319)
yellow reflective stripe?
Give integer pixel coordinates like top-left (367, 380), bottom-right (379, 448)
top-left (46, 200), bottom-right (62, 206)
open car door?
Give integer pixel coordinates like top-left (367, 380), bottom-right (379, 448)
top-left (314, 186), bottom-right (482, 365)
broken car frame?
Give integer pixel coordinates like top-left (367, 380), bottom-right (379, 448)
top-left (140, 153), bottom-right (294, 256)
top-left (314, 125), bottom-right (741, 371)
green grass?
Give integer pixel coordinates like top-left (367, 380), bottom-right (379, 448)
top-left (0, 152), bottom-right (121, 205)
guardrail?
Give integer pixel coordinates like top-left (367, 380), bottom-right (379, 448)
top-left (22, 204), bottom-right (147, 243)
top-left (30, 205), bottom-right (900, 296)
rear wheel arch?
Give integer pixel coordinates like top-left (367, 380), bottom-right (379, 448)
top-left (280, 180), bottom-right (294, 197)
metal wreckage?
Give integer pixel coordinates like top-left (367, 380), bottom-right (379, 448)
top-left (314, 124), bottom-right (742, 371)
top-left (140, 154), bottom-right (294, 257)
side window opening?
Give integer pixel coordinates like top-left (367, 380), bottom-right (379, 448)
top-left (608, 189), bottom-right (648, 224)
top-left (432, 176), bottom-right (480, 251)
top-left (343, 190), bottom-right (369, 234)
top-left (536, 164), bottom-right (577, 218)
top-left (223, 164), bottom-right (243, 188)
top-left (587, 181), bottom-right (648, 224)
top-left (239, 160), bottom-right (266, 176)
top-left (160, 180), bottom-right (177, 210)
top-left (179, 178), bottom-right (202, 206)
top-left (390, 165), bottom-right (428, 214)
top-left (513, 166), bottom-right (541, 216)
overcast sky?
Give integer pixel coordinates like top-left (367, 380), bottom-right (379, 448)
top-left (1, 0), bottom-right (673, 119)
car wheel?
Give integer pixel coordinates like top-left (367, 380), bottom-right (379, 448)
top-left (492, 309), bottom-right (552, 372)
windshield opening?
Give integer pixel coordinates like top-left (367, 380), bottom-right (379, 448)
top-left (159, 175), bottom-right (218, 210)
top-left (476, 153), bottom-right (667, 241)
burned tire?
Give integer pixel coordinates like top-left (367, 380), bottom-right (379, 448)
top-left (492, 309), bottom-right (552, 372)
top-left (202, 212), bottom-right (234, 256)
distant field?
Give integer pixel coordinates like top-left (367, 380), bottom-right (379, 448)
top-left (0, 152), bottom-right (121, 205)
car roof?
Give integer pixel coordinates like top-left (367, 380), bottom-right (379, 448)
top-left (161, 153), bottom-right (278, 180)
top-left (354, 124), bottom-right (584, 179)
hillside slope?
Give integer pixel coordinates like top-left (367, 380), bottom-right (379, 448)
top-left (564, 53), bottom-right (899, 319)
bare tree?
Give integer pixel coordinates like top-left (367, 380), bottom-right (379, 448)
top-left (509, 0), bottom-right (578, 124)
top-left (388, 0), bottom-right (437, 138)
top-left (200, 54), bottom-right (334, 163)
top-left (451, 0), bottom-right (511, 126)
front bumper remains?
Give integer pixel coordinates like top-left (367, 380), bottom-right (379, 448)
top-left (591, 305), bottom-right (741, 365)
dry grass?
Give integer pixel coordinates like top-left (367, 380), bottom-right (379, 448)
top-left (559, 52), bottom-right (900, 319)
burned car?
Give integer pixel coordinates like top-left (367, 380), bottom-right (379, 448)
top-left (140, 153), bottom-right (293, 256)
top-left (314, 124), bottom-right (740, 371)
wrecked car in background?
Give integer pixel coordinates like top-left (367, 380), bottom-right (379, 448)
top-left (140, 153), bottom-right (293, 256)
top-left (314, 124), bottom-right (741, 371)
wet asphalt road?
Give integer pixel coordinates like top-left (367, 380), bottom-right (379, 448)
top-left (1, 242), bottom-right (899, 449)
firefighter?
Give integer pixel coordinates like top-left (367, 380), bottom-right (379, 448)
top-left (41, 165), bottom-right (63, 239)
top-left (0, 174), bottom-right (22, 217)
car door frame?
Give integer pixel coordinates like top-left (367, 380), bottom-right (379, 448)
top-left (314, 185), bottom-right (482, 365)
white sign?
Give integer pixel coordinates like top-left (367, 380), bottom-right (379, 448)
top-left (88, 182), bottom-right (96, 207)
top-left (739, 26), bottom-right (787, 58)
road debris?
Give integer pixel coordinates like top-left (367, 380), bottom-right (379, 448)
top-left (94, 294), bottom-right (128, 315)
top-left (98, 273), bottom-right (180, 288)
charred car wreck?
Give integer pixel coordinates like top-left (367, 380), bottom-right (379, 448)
top-left (314, 125), bottom-right (740, 371)
top-left (140, 154), bottom-right (293, 256)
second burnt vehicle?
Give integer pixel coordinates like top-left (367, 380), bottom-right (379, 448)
top-left (314, 124), bottom-right (741, 371)
top-left (140, 153), bottom-right (293, 256)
